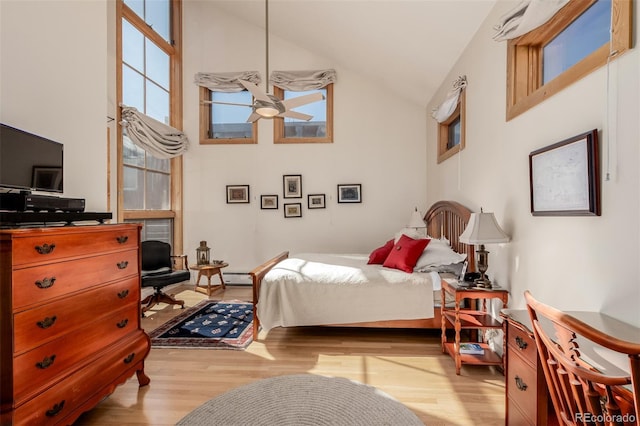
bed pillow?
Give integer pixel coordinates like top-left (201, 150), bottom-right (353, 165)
top-left (414, 238), bottom-right (467, 272)
top-left (367, 239), bottom-right (395, 264)
top-left (394, 227), bottom-right (424, 242)
top-left (383, 235), bottom-right (431, 273)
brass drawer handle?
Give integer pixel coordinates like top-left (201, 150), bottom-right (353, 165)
top-left (35, 277), bottom-right (56, 289)
top-left (117, 289), bottom-right (130, 299)
top-left (37, 316), bottom-right (58, 329)
top-left (117, 319), bottom-right (129, 328)
top-left (45, 400), bottom-right (65, 417)
top-left (117, 261), bottom-right (129, 269)
top-left (116, 235), bottom-right (129, 244)
top-left (123, 353), bottom-right (135, 364)
top-left (515, 336), bottom-right (528, 350)
top-left (35, 243), bottom-right (56, 255)
top-left (36, 354), bottom-right (56, 369)
top-left (515, 375), bottom-right (528, 391)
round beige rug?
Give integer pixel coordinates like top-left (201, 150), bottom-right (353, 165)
top-left (177, 374), bottom-right (423, 425)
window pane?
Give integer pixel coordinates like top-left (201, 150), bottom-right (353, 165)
top-left (283, 89), bottom-right (326, 138)
top-left (145, 171), bottom-right (170, 209)
top-left (122, 20), bottom-right (144, 73)
top-left (146, 80), bottom-right (169, 124)
top-left (123, 135), bottom-right (145, 167)
top-left (145, 0), bottom-right (170, 43)
top-left (128, 218), bottom-right (173, 245)
top-left (146, 153), bottom-right (170, 173)
top-left (447, 117), bottom-right (461, 150)
top-left (123, 0), bottom-right (143, 19)
top-left (122, 65), bottom-right (145, 111)
top-left (211, 91), bottom-right (253, 139)
top-left (123, 166), bottom-right (144, 209)
top-left (146, 39), bottom-right (169, 90)
top-left (543, 0), bottom-right (611, 83)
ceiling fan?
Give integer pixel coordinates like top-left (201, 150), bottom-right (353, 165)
top-left (209, 0), bottom-right (324, 123)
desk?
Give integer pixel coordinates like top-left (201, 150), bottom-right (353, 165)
top-left (190, 262), bottom-right (228, 296)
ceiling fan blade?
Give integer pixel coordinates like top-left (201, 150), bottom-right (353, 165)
top-left (278, 110), bottom-right (313, 121)
top-left (281, 92), bottom-right (325, 110)
top-left (246, 112), bottom-right (262, 123)
top-left (238, 80), bottom-right (271, 103)
top-left (202, 100), bottom-right (253, 108)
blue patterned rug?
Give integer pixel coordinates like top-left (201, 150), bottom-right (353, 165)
top-left (148, 300), bottom-right (253, 350)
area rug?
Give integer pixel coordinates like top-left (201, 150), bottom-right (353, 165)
top-left (148, 300), bottom-right (253, 350)
top-left (176, 374), bottom-right (423, 426)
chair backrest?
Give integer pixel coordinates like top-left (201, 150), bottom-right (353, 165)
top-left (141, 240), bottom-right (172, 271)
top-left (525, 291), bottom-right (640, 426)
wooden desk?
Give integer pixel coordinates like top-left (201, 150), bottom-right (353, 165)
top-left (190, 262), bottom-right (228, 296)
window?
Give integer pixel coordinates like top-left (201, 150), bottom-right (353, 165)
top-left (199, 87), bottom-right (257, 144)
top-left (437, 90), bottom-right (465, 164)
top-left (273, 84), bottom-right (333, 144)
top-left (506, 0), bottom-right (632, 120)
top-left (118, 0), bottom-right (183, 251)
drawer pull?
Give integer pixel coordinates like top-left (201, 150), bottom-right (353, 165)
top-left (116, 235), bottom-right (129, 244)
top-left (124, 353), bottom-right (135, 364)
top-left (117, 289), bottom-right (130, 299)
top-left (515, 336), bottom-right (528, 350)
top-left (35, 243), bottom-right (56, 255)
top-left (36, 354), bottom-right (56, 369)
top-left (37, 315), bottom-right (58, 329)
top-left (515, 375), bottom-right (528, 391)
top-left (45, 400), bottom-right (65, 417)
top-left (35, 277), bottom-right (56, 289)
top-left (117, 319), bottom-right (129, 328)
top-left (117, 261), bottom-right (129, 270)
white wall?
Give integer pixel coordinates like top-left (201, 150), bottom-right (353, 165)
top-left (427, 3), bottom-right (640, 327)
top-left (182, 3), bottom-right (428, 272)
top-left (0, 0), bottom-right (108, 212)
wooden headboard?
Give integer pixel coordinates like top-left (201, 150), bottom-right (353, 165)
top-left (424, 200), bottom-right (476, 272)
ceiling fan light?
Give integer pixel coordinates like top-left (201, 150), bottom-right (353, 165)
top-left (256, 106), bottom-right (280, 118)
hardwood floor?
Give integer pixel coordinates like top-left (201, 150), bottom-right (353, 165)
top-left (76, 284), bottom-right (505, 425)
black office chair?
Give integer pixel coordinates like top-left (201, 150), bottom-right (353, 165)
top-left (140, 240), bottom-right (190, 315)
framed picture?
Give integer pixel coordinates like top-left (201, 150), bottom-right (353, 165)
top-left (337, 184), bottom-right (362, 203)
top-left (529, 129), bottom-right (600, 216)
top-left (260, 194), bottom-right (278, 210)
top-left (226, 185), bottom-right (250, 204)
top-left (308, 194), bottom-right (326, 209)
top-left (32, 166), bottom-right (63, 191)
top-left (284, 203), bottom-right (302, 218)
top-left (283, 174), bottom-right (302, 198)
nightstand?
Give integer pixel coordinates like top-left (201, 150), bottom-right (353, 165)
top-left (440, 276), bottom-right (508, 375)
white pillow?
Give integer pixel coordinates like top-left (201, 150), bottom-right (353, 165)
top-left (414, 238), bottom-right (466, 271)
top-left (393, 228), bottom-right (424, 242)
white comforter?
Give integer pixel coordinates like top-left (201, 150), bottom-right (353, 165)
top-left (256, 253), bottom-right (438, 332)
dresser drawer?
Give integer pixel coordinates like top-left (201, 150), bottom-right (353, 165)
top-left (507, 347), bottom-right (538, 421)
top-left (14, 276), bottom-right (139, 353)
top-left (507, 397), bottom-right (534, 426)
top-left (11, 331), bottom-right (149, 426)
top-left (507, 322), bottom-right (537, 367)
top-left (10, 226), bottom-right (138, 267)
top-left (12, 249), bottom-right (138, 310)
top-left (13, 303), bottom-right (140, 404)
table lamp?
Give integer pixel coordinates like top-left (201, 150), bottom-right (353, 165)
top-left (459, 209), bottom-right (510, 288)
top-left (407, 207), bottom-right (427, 238)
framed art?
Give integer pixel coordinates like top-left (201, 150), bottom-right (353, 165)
top-left (308, 194), bottom-right (326, 209)
top-left (226, 185), bottom-right (250, 204)
top-left (337, 184), bottom-right (362, 203)
top-left (284, 203), bottom-right (302, 218)
top-left (529, 129), bottom-right (600, 216)
top-left (283, 174), bottom-right (302, 198)
top-left (261, 194), bottom-right (278, 210)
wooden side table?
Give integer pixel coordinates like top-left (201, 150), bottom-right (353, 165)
top-left (190, 262), bottom-right (228, 296)
top-left (440, 276), bottom-right (508, 375)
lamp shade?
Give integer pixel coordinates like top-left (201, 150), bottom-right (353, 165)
top-left (459, 212), bottom-right (510, 244)
top-left (407, 207), bottom-right (426, 229)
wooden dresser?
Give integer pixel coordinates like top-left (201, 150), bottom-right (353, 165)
top-left (0, 223), bottom-right (150, 425)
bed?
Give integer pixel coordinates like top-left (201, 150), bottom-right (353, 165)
top-left (249, 200), bottom-right (476, 337)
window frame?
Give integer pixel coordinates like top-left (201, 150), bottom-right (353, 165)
top-left (437, 90), bottom-right (465, 164)
top-left (506, 0), bottom-right (633, 121)
top-left (273, 84), bottom-right (334, 144)
top-left (199, 87), bottom-right (258, 145)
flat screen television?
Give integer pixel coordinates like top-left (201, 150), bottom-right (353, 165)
top-left (0, 123), bottom-right (64, 193)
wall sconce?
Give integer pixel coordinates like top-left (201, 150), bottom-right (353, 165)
top-left (196, 241), bottom-right (211, 265)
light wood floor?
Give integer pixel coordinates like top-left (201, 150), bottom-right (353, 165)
top-left (76, 284), bottom-right (505, 425)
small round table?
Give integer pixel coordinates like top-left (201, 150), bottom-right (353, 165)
top-left (189, 262), bottom-right (228, 296)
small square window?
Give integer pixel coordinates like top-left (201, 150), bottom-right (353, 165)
top-left (199, 87), bottom-right (257, 144)
top-left (437, 91), bottom-right (465, 164)
top-left (274, 84), bottom-right (333, 144)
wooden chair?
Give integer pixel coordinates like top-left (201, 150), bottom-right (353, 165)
top-left (140, 240), bottom-right (190, 315)
top-left (525, 291), bottom-right (640, 425)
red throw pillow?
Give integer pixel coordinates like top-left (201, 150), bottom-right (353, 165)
top-left (383, 235), bottom-right (431, 273)
top-left (367, 239), bottom-right (395, 264)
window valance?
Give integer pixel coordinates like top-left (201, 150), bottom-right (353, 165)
top-left (120, 105), bottom-right (189, 159)
top-left (493, 0), bottom-right (569, 41)
top-left (194, 71), bottom-right (261, 93)
top-left (270, 69), bottom-right (336, 91)
top-left (431, 75), bottom-right (467, 123)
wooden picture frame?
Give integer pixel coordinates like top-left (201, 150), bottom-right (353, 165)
top-left (337, 184), bottom-right (362, 203)
top-left (529, 129), bottom-right (600, 216)
top-left (307, 194), bottom-right (326, 209)
top-left (260, 195), bottom-right (278, 210)
top-left (226, 185), bottom-right (250, 204)
top-left (284, 203), bottom-right (302, 218)
top-left (283, 175), bottom-right (302, 198)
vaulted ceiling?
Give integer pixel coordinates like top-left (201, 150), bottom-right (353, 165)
top-left (208, 0), bottom-right (498, 107)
